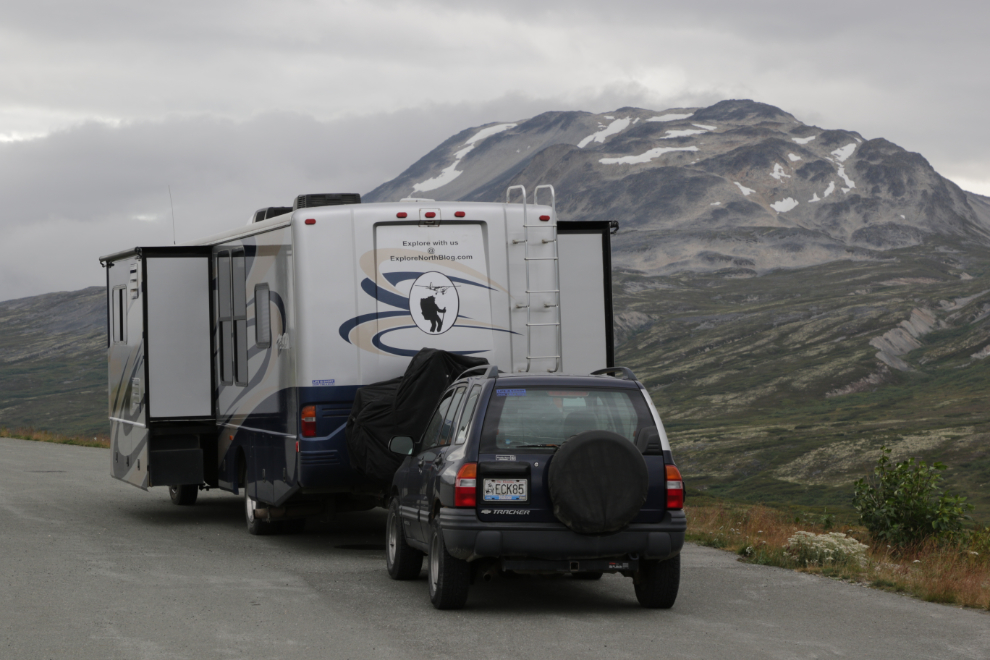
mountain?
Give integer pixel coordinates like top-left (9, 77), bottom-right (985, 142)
top-left (366, 99), bottom-right (990, 277)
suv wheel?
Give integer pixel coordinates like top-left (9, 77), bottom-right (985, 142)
top-left (428, 517), bottom-right (470, 609)
top-left (386, 498), bottom-right (423, 580)
top-left (634, 554), bottom-right (680, 608)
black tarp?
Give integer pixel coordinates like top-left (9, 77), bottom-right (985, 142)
top-left (346, 349), bottom-right (488, 485)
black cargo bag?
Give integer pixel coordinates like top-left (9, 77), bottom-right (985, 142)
top-left (346, 348), bottom-right (488, 485)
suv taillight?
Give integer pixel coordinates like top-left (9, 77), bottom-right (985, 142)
top-left (665, 464), bottom-right (684, 510)
top-left (455, 463), bottom-right (477, 507)
top-left (301, 405), bottom-right (317, 437)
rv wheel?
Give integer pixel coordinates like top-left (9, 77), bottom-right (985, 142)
top-left (168, 484), bottom-right (198, 506)
top-left (244, 488), bottom-right (279, 535)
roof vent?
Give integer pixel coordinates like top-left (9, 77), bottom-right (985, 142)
top-left (293, 193), bottom-right (361, 210)
top-left (253, 206), bottom-right (294, 223)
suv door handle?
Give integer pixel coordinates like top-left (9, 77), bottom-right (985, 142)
top-left (417, 457), bottom-right (425, 469)
top-left (432, 455), bottom-right (444, 467)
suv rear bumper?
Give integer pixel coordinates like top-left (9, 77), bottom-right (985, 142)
top-left (438, 508), bottom-right (686, 562)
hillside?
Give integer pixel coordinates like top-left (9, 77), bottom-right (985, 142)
top-left (0, 287), bottom-right (106, 437)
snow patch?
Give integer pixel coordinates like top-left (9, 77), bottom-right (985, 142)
top-left (823, 181), bottom-right (836, 198)
top-left (809, 192), bottom-right (821, 203)
top-left (647, 113), bottom-right (694, 122)
top-left (831, 143), bottom-right (857, 163)
top-left (413, 123), bottom-right (516, 192)
top-left (770, 163), bottom-right (791, 181)
top-left (771, 197), bottom-right (799, 213)
top-left (579, 117), bottom-right (631, 148)
top-left (734, 182), bottom-right (755, 196)
top-left (711, 202), bottom-right (721, 206)
top-left (599, 145), bottom-right (698, 165)
top-left (788, 153), bottom-right (801, 162)
top-left (662, 128), bottom-right (708, 139)
top-left (692, 123), bottom-right (716, 131)
top-left (792, 135), bottom-right (816, 145)
top-left (900, 214), bottom-right (906, 219)
top-left (604, 115), bottom-right (614, 119)
top-left (837, 165), bottom-right (855, 192)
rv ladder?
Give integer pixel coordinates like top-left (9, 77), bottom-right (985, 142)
top-left (506, 184), bottom-right (562, 372)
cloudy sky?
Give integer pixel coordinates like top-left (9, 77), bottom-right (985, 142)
top-left (1, 0), bottom-right (988, 300)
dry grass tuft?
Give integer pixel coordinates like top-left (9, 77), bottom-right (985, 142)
top-left (686, 502), bottom-right (990, 610)
top-left (0, 426), bottom-right (110, 449)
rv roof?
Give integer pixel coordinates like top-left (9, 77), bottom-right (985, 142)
top-left (178, 200), bottom-right (552, 248)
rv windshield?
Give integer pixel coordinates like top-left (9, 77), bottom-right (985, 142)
top-left (479, 387), bottom-right (651, 453)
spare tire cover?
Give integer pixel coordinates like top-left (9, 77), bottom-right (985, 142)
top-left (548, 431), bottom-right (649, 535)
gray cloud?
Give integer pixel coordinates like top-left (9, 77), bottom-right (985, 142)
top-left (0, 0), bottom-right (988, 299)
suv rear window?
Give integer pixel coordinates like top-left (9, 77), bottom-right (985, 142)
top-left (480, 387), bottom-right (652, 452)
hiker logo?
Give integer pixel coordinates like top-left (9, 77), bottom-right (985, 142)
top-left (409, 272), bottom-right (459, 334)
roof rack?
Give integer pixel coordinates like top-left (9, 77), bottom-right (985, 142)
top-left (591, 367), bottom-right (637, 381)
top-left (458, 365), bottom-right (500, 380)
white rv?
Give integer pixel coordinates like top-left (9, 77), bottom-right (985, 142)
top-left (100, 186), bottom-right (616, 528)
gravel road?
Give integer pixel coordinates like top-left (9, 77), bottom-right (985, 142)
top-left (2, 437), bottom-right (988, 659)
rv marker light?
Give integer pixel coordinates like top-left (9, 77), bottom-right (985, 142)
top-left (539, 215), bottom-right (550, 221)
top-left (454, 211), bottom-right (465, 218)
top-left (425, 211), bottom-right (436, 219)
top-left (304, 218), bottom-right (316, 225)
top-left (396, 212), bottom-right (407, 218)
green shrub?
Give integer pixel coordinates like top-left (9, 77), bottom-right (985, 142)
top-left (852, 446), bottom-right (972, 546)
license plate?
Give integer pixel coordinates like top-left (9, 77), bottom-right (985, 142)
top-left (483, 478), bottom-right (528, 502)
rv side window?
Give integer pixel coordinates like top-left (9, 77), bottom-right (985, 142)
top-left (217, 252), bottom-right (233, 384)
top-left (255, 284), bottom-right (271, 348)
top-left (232, 250), bottom-right (248, 385)
top-left (112, 286), bottom-right (127, 344)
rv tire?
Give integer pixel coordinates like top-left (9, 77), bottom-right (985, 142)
top-left (168, 484), bottom-right (198, 506)
top-left (244, 487), bottom-right (280, 536)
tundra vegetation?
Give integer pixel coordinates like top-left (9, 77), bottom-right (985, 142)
top-left (687, 446), bottom-right (990, 609)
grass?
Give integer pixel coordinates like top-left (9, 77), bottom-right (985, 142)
top-left (0, 426), bottom-right (110, 449)
top-left (686, 500), bottom-right (990, 611)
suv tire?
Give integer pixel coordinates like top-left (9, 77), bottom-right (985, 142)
top-left (386, 498), bottom-right (424, 580)
top-left (549, 431), bottom-right (649, 534)
top-left (428, 517), bottom-right (470, 610)
top-left (634, 554), bottom-right (680, 608)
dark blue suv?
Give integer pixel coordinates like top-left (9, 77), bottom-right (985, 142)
top-left (384, 366), bottom-right (686, 610)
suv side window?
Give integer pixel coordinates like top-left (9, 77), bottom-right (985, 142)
top-left (453, 386), bottom-right (481, 445)
top-left (437, 387), bottom-right (466, 446)
top-left (421, 389), bottom-right (456, 450)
